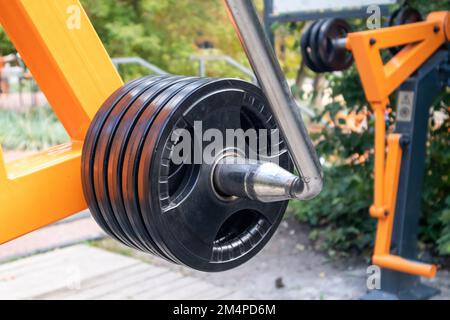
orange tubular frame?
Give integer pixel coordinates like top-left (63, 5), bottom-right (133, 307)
top-left (0, 0), bottom-right (447, 280)
top-left (345, 11), bottom-right (449, 278)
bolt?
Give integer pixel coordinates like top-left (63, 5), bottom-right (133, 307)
top-left (384, 210), bottom-right (389, 218)
top-left (369, 38), bottom-right (377, 46)
top-left (433, 25), bottom-right (440, 33)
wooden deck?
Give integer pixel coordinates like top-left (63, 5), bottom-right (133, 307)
top-left (0, 245), bottom-right (248, 300)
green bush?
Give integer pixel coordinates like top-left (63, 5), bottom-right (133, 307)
top-left (292, 1), bottom-right (450, 258)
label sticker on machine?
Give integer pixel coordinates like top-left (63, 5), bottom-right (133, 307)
top-left (396, 91), bottom-right (414, 122)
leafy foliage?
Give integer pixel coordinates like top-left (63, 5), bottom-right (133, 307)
top-left (292, 1), bottom-right (450, 257)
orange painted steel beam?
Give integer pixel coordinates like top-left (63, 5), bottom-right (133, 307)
top-left (0, 0), bottom-right (123, 244)
top-left (346, 11), bottom-right (449, 278)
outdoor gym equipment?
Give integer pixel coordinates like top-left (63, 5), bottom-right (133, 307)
top-left (301, 18), bottom-right (354, 72)
top-left (301, 8), bottom-right (449, 298)
top-left (0, 0), bottom-right (448, 298)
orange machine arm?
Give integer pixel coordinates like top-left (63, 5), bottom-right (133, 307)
top-left (345, 11), bottom-right (449, 278)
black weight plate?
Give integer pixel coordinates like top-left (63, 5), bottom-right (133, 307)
top-left (122, 77), bottom-right (211, 264)
top-left (108, 76), bottom-right (200, 260)
top-left (148, 80), bottom-right (291, 271)
top-left (317, 19), bottom-right (353, 71)
top-left (309, 19), bottom-right (331, 73)
top-left (93, 75), bottom-right (173, 252)
top-left (90, 76), bottom-right (169, 249)
top-left (82, 76), bottom-right (152, 241)
top-left (301, 21), bottom-right (322, 73)
top-left (240, 94), bottom-right (285, 159)
top-left (138, 79), bottom-right (292, 271)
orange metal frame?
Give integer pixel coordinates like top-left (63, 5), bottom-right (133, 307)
top-left (0, 0), bottom-right (448, 279)
top-left (0, 0), bottom-right (122, 244)
top-left (345, 11), bottom-right (449, 278)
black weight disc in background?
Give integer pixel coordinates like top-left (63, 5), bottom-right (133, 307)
top-left (301, 21), bottom-right (322, 73)
top-left (82, 76), bottom-right (293, 272)
top-left (109, 76), bottom-right (201, 261)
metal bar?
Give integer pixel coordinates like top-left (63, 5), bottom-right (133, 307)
top-left (224, 0), bottom-right (323, 200)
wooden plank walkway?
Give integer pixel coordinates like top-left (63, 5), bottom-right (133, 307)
top-left (0, 245), bottom-right (248, 300)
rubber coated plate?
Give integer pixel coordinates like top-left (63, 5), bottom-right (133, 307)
top-left (112, 76), bottom-right (203, 261)
top-left (82, 76), bottom-right (151, 242)
top-left (301, 21), bottom-right (322, 73)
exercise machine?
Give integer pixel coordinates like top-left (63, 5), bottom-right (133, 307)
top-left (301, 7), bottom-right (449, 298)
